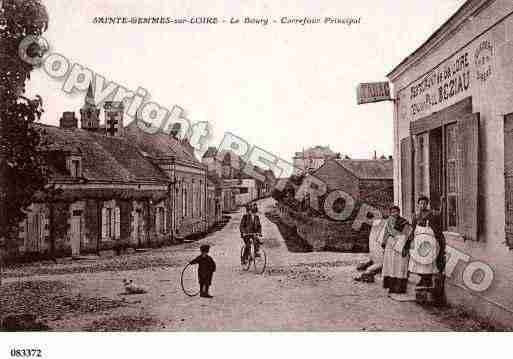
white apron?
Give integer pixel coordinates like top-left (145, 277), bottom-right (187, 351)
top-left (382, 234), bottom-right (409, 279)
top-left (408, 223), bottom-right (439, 275)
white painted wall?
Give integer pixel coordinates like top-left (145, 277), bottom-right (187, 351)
top-left (389, 0), bottom-right (513, 327)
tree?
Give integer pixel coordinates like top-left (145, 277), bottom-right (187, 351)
top-left (0, 0), bottom-right (49, 244)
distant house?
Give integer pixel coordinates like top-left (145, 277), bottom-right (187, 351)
top-left (312, 158), bottom-right (394, 211)
top-left (235, 178), bottom-right (258, 206)
top-left (221, 180), bottom-right (238, 212)
top-left (201, 147), bottom-right (276, 207)
top-left (259, 169), bottom-right (276, 198)
top-left (206, 174), bottom-right (223, 229)
top-left (202, 146), bottom-right (221, 176)
top-left (292, 145), bottom-right (340, 175)
top-left (202, 147), bottom-right (237, 212)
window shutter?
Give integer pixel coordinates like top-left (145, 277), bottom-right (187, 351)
top-left (114, 207), bottom-right (121, 239)
top-left (110, 207), bottom-right (115, 237)
top-left (164, 207), bottom-right (167, 233)
top-left (19, 220), bottom-right (26, 240)
top-left (155, 208), bottom-right (160, 234)
top-left (413, 136), bottom-right (421, 205)
top-left (43, 213), bottom-right (50, 240)
top-left (457, 112), bottom-right (480, 241)
top-left (101, 207), bottom-right (107, 240)
top-left (401, 136), bottom-right (414, 221)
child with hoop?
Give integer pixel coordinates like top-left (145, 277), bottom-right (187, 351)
top-left (189, 244), bottom-right (216, 298)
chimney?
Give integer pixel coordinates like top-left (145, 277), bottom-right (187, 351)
top-left (60, 111), bottom-right (78, 129)
top-left (104, 101), bottom-right (124, 137)
top-left (170, 122), bottom-right (181, 139)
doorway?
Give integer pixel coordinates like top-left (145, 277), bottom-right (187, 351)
top-left (70, 209), bottom-right (83, 257)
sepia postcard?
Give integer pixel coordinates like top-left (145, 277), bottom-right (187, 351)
top-left (1, 0), bottom-right (512, 357)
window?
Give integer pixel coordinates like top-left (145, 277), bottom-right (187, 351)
top-left (199, 180), bottom-right (203, 217)
top-left (403, 97), bottom-right (479, 240)
top-left (239, 187), bottom-right (249, 194)
top-left (105, 208), bottom-right (113, 237)
top-left (189, 183), bottom-right (193, 216)
top-left (413, 125), bottom-right (461, 231)
top-left (102, 201), bottom-right (120, 240)
top-left (445, 124), bottom-right (458, 230)
top-left (416, 134), bottom-right (429, 198)
top-left (67, 156), bottom-right (82, 178)
top-left (182, 187), bottom-right (187, 217)
top-left (156, 206), bottom-right (167, 234)
top-left (71, 160), bottom-right (80, 177)
top-left (191, 187), bottom-right (194, 218)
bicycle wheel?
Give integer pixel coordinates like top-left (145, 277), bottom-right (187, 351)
top-left (241, 245), bottom-right (251, 271)
top-left (253, 248), bottom-right (267, 274)
top-left (180, 263), bottom-right (200, 297)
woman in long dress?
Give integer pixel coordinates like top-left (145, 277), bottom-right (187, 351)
top-left (406, 196), bottom-right (444, 287)
top-left (382, 206), bottom-right (410, 294)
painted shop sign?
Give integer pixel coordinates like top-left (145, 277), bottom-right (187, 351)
top-left (356, 82), bottom-right (392, 104)
top-left (403, 38), bottom-right (493, 120)
top-left (475, 39), bottom-right (493, 83)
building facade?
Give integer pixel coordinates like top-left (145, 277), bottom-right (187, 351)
top-left (388, 0), bottom-right (513, 327)
top-left (202, 147), bottom-right (237, 212)
top-left (312, 158), bottom-right (394, 210)
top-left (12, 85), bottom-right (223, 260)
top-left (124, 120), bottom-right (209, 239)
top-left (233, 178), bottom-right (258, 206)
top-left (292, 145), bottom-right (340, 175)
top-left (201, 147), bottom-right (274, 209)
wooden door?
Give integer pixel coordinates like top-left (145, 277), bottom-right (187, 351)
top-left (27, 212), bottom-right (43, 252)
top-left (70, 210), bottom-right (83, 257)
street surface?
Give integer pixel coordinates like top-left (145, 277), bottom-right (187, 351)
top-left (0, 198), bottom-right (491, 331)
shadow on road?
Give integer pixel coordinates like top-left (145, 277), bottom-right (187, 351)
top-left (265, 212), bottom-right (313, 253)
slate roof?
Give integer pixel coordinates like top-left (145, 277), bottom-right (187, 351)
top-left (36, 123), bottom-right (168, 183)
top-left (123, 120), bottom-right (201, 165)
top-left (203, 146), bottom-right (218, 159)
top-left (334, 159), bottom-right (393, 180)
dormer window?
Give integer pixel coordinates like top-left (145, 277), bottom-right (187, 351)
top-left (67, 155), bottom-right (82, 178)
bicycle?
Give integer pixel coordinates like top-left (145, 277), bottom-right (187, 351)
top-left (240, 233), bottom-right (267, 274)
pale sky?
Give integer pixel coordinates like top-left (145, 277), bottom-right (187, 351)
top-left (26, 0), bottom-right (466, 162)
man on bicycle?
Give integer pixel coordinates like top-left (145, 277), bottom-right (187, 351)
top-left (240, 204), bottom-right (262, 264)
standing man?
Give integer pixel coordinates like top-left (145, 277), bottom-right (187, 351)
top-left (240, 204), bottom-right (262, 263)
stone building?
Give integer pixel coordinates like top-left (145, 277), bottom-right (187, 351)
top-left (206, 174), bottom-right (223, 229)
top-left (312, 158), bottom-right (394, 211)
top-left (124, 120), bottom-right (208, 239)
top-left (387, 0), bottom-right (513, 327)
top-left (13, 85), bottom-right (221, 260)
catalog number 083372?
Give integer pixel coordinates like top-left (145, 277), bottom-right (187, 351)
top-left (10, 349), bottom-right (42, 358)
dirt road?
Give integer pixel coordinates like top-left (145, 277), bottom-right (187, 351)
top-left (0, 198), bottom-right (491, 331)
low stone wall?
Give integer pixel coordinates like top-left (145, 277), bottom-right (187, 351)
top-left (277, 204), bottom-right (370, 252)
